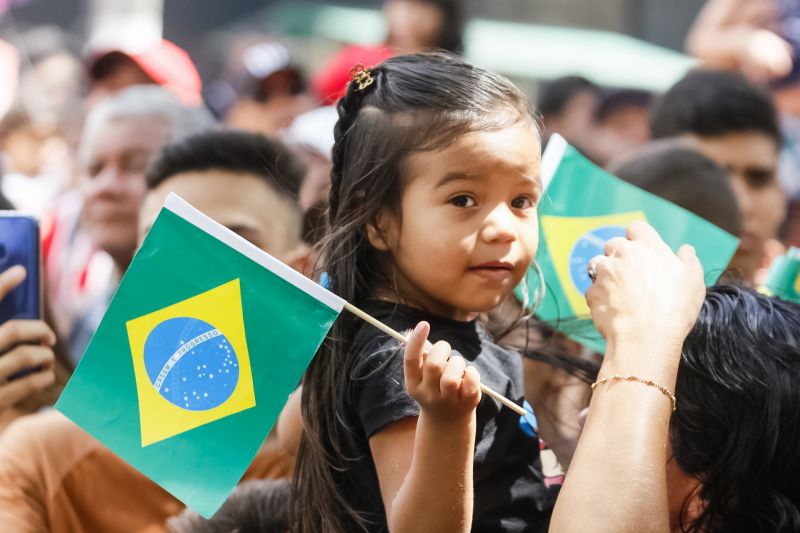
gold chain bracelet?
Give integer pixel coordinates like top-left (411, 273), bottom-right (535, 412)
top-left (591, 375), bottom-right (677, 412)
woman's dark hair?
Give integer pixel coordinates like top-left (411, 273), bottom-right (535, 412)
top-left (293, 51), bottom-right (536, 532)
top-left (671, 285), bottom-right (800, 532)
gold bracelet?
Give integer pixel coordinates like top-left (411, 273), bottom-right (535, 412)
top-left (591, 375), bottom-right (677, 412)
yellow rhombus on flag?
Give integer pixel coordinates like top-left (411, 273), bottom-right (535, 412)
top-left (541, 211), bottom-right (647, 316)
top-left (126, 278), bottom-right (256, 446)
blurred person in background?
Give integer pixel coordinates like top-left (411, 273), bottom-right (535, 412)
top-left (281, 104), bottom-right (339, 283)
top-left (0, 107), bottom-right (70, 218)
top-left (312, 0), bottom-right (464, 104)
top-left (686, 0), bottom-right (795, 85)
top-left (651, 69), bottom-right (784, 284)
top-left (0, 26), bottom-right (81, 217)
top-left (85, 38), bottom-right (203, 108)
top-left (590, 89), bottom-right (653, 166)
top-left (44, 85), bottom-right (213, 363)
top-left (537, 75), bottom-right (599, 154)
top-left (0, 129), bottom-right (307, 533)
top-left (537, 78), bottom-right (651, 166)
top-left (209, 40), bottom-right (316, 136)
top-left (686, 0), bottom-right (800, 246)
top-left (282, 104), bottom-right (337, 211)
top-left (610, 138), bottom-right (744, 239)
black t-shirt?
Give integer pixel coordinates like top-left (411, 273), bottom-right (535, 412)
top-left (336, 301), bottom-right (556, 532)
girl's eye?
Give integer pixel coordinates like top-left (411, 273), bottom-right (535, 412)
top-left (511, 195), bottom-right (536, 209)
top-left (449, 195), bottom-right (476, 208)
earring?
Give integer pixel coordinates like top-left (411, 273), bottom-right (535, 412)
top-left (525, 260), bottom-right (546, 312)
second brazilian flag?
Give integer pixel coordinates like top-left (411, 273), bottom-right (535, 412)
top-left (522, 135), bottom-right (740, 351)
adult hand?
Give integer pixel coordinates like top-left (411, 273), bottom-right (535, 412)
top-left (0, 266), bottom-right (56, 411)
top-left (585, 221), bottom-right (705, 372)
top-left (740, 29), bottom-right (794, 83)
top-left (551, 223), bottom-right (704, 533)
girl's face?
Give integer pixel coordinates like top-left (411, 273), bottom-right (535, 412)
top-left (371, 120), bottom-right (542, 321)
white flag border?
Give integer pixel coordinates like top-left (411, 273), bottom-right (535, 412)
top-left (163, 193), bottom-right (345, 313)
top-left (540, 133), bottom-right (567, 191)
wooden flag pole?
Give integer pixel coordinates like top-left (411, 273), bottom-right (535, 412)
top-left (344, 302), bottom-right (528, 417)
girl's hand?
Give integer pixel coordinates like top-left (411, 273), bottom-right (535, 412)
top-left (0, 266), bottom-right (57, 410)
top-left (403, 322), bottom-right (481, 421)
top-left (585, 221), bottom-right (705, 364)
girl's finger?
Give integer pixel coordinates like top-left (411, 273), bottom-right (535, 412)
top-left (460, 365), bottom-right (481, 403)
top-left (0, 345), bottom-right (55, 380)
top-left (0, 369), bottom-right (55, 410)
top-left (440, 355), bottom-right (466, 398)
top-left (0, 320), bottom-right (56, 353)
top-left (403, 321), bottom-right (430, 387)
top-left (0, 266), bottom-right (26, 301)
top-left (422, 340), bottom-right (450, 389)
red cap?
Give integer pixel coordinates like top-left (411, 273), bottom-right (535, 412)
top-left (89, 39), bottom-right (203, 106)
top-left (312, 45), bottom-right (395, 105)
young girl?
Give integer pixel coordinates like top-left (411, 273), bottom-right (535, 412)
top-left (294, 52), bottom-right (553, 532)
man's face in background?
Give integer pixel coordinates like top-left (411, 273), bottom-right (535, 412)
top-left (79, 114), bottom-right (171, 269)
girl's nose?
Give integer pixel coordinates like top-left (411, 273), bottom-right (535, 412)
top-left (481, 204), bottom-right (517, 243)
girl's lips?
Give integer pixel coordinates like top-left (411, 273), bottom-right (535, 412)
top-left (468, 262), bottom-right (514, 280)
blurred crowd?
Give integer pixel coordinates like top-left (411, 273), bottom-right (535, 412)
top-left (0, 0), bottom-right (797, 532)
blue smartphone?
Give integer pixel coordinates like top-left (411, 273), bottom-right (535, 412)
top-left (0, 213), bottom-right (41, 323)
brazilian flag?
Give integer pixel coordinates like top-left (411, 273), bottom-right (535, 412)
top-left (56, 194), bottom-right (344, 517)
top-left (762, 247), bottom-right (800, 303)
top-left (522, 135), bottom-right (740, 352)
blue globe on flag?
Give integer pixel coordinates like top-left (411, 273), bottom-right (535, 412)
top-left (143, 317), bottom-right (239, 411)
top-left (568, 225), bottom-right (627, 295)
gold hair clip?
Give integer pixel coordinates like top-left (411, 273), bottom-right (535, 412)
top-left (350, 64), bottom-right (375, 91)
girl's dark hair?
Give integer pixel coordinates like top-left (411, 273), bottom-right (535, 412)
top-left (672, 285), bottom-right (800, 532)
top-left (292, 51), bottom-right (536, 532)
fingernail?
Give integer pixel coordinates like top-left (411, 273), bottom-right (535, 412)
top-left (415, 322), bottom-right (427, 333)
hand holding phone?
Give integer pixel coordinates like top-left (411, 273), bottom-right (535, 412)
top-left (0, 265), bottom-right (56, 410)
top-left (0, 213), bottom-right (40, 322)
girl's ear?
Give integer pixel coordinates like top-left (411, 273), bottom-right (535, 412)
top-left (366, 209), bottom-right (395, 252)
